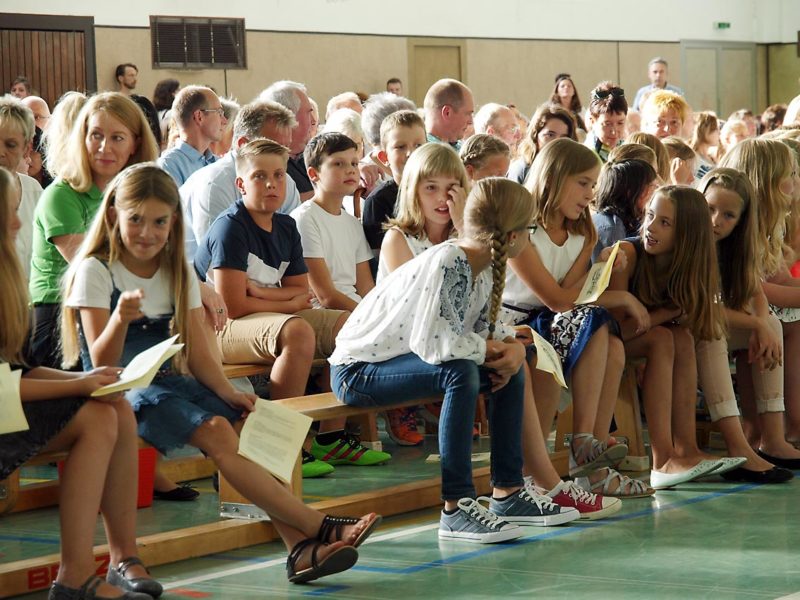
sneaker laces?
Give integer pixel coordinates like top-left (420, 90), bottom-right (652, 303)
top-left (302, 449), bottom-right (316, 464)
top-left (340, 432), bottom-right (366, 450)
top-left (399, 409), bottom-right (418, 429)
top-left (458, 497), bottom-right (505, 529)
top-left (561, 480), bottom-right (599, 504)
top-left (518, 486), bottom-right (559, 511)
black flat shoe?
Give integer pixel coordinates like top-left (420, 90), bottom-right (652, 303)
top-left (756, 449), bottom-right (800, 470)
top-left (107, 557), bottom-right (163, 598)
top-left (152, 484), bottom-right (199, 501)
top-left (721, 465), bottom-right (794, 484)
top-left (49, 575), bottom-right (152, 600)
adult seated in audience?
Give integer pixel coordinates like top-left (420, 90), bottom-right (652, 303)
top-left (632, 57), bottom-right (684, 112)
top-left (730, 108), bottom-right (759, 137)
top-left (509, 103), bottom-right (577, 184)
top-left (473, 102), bottom-right (522, 154)
top-left (584, 82), bottom-right (627, 162)
top-left (326, 92), bottom-right (363, 119)
top-left (114, 63), bottom-right (138, 96)
top-left (152, 77), bottom-right (180, 145)
top-left (360, 91), bottom-right (416, 178)
top-left (182, 100), bottom-right (298, 261)
top-left (42, 92), bottom-right (88, 182)
top-left (0, 96), bottom-right (42, 278)
top-left (129, 93), bottom-right (162, 149)
top-left (640, 89), bottom-right (690, 140)
top-left (260, 81), bottom-right (317, 201)
top-left (9, 75), bottom-right (31, 99)
top-left (550, 73), bottom-right (586, 133)
top-left (158, 85), bottom-right (227, 186)
top-left (424, 78), bottom-right (474, 150)
top-left (21, 96), bottom-right (50, 131)
top-left (386, 78), bottom-right (403, 95)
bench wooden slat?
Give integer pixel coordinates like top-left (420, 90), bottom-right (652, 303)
top-left (272, 392), bottom-right (436, 421)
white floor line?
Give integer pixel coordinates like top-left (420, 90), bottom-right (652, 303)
top-left (163, 522), bottom-right (440, 589)
top-left (774, 593), bottom-right (800, 599)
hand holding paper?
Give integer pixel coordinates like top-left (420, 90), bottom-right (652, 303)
top-left (576, 242), bottom-right (620, 305)
top-left (91, 335), bottom-right (183, 397)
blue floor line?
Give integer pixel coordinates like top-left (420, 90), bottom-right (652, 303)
top-left (303, 481), bottom-right (758, 596)
top-left (0, 534), bottom-right (59, 545)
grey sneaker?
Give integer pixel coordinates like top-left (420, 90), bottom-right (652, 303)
top-left (438, 497), bottom-right (522, 544)
top-left (490, 487), bottom-right (580, 526)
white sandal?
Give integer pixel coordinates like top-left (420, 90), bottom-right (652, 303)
top-left (579, 467), bottom-right (654, 498)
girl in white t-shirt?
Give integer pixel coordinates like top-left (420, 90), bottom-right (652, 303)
top-left (61, 163), bottom-right (379, 584)
top-left (503, 138), bottom-right (653, 498)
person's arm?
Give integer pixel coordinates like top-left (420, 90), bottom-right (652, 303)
top-left (215, 268), bottom-right (311, 317)
top-left (50, 233), bottom-right (84, 263)
top-left (78, 289), bottom-right (146, 368)
top-left (20, 367), bottom-right (122, 402)
top-left (354, 260), bottom-right (375, 300)
top-left (305, 257), bottom-right (359, 311)
top-left (380, 228), bottom-right (415, 274)
top-left (608, 242), bottom-right (656, 340)
top-left (507, 240), bottom-right (582, 313)
top-left (186, 307), bottom-right (255, 412)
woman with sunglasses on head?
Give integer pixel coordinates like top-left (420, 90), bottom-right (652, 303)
top-left (584, 82), bottom-right (628, 163)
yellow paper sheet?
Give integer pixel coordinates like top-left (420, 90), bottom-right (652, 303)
top-left (91, 335), bottom-right (183, 397)
top-left (238, 398), bottom-right (313, 485)
top-left (0, 364), bottom-right (28, 434)
top-left (575, 241), bottom-right (620, 305)
top-left (531, 329), bottom-right (568, 388)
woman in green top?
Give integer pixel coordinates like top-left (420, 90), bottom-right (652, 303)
top-left (30, 92), bottom-right (158, 367)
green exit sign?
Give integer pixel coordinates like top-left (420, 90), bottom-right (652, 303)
top-left (714, 22), bottom-right (731, 29)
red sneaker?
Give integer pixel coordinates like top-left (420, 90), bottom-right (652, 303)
top-left (544, 480), bottom-right (621, 521)
top-left (385, 408), bottom-right (423, 446)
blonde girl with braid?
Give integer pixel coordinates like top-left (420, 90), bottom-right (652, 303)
top-left (459, 133), bottom-right (512, 183)
top-left (502, 138), bottom-right (654, 499)
top-left (331, 178), bottom-right (583, 543)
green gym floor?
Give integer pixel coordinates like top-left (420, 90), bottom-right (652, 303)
top-left (5, 431), bottom-right (800, 599)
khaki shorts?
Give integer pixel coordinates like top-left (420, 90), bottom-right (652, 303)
top-left (217, 308), bottom-right (346, 365)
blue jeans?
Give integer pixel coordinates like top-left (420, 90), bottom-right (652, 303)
top-left (331, 354), bottom-right (525, 500)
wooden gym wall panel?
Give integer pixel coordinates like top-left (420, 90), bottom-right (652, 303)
top-left (767, 43), bottom-right (800, 107)
top-left (617, 42), bottom-right (682, 106)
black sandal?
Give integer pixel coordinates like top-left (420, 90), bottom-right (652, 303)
top-left (106, 556), bottom-right (163, 598)
top-left (286, 538), bottom-right (358, 584)
top-left (317, 513), bottom-right (382, 548)
top-left (48, 575), bottom-right (152, 600)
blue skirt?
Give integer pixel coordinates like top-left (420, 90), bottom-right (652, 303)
top-left (524, 305), bottom-right (619, 377)
top-left (128, 375), bottom-right (242, 454)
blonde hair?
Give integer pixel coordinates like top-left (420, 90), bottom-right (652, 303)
top-left (718, 138), bottom-right (793, 276)
top-left (626, 132), bottom-right (670, 181)
top-left (661, 136), bottom-right (696, 162)
top-left (0, 167), bottom-right (28, 364)
top-left (524, 137), bottom-right (600, 246)
top-left (641, 89), bottom-right (690, 124)
top-left (690, 111), bottom-right (719, 150)
top-left (61, 164), bottom-right (191, 370)
top-left (0, 95), bottom-right (35, 143)
top-left (42, 91), bottom-right (88, 178)
top-left (59, 92), bottom-right (159, 193)
top-left (719, 118), bottom-right (749, 158)
top-left (464, 177), bottom-right (535, 337)
top-left (459, 134), bottom-right (510, 171)
top-left (607, 143), bottom-right (658, 171)
top-left (389, 143), bottom-right (468, 238)
top-left (634, 186), bottom-right (725, 340)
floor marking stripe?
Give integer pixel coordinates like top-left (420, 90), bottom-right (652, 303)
top-left (163, 482), bottom-right (760, 595)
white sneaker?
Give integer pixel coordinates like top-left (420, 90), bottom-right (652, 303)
top-left (439, 497), bottom-right (522, 544)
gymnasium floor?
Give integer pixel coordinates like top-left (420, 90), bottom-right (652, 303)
top-left (5, 433), bottom-right (800, 599)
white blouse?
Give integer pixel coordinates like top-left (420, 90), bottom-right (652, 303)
top-left (330, 241), bottom-right (515, 366)
top-left (501, 225), bottom-right (585, 322)
top-left (376, 227), bottom-right (433, 283)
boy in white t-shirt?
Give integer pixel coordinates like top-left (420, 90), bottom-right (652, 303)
top-left (290, 133), bottom-right (374, 311)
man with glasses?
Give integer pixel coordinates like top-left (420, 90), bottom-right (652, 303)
top-left (632, 57), bottom-right (684, 112)
top-left (473, 102), bottom-right (522, 153)
top-left (158, 85), bottom-right (227, 186)
top-left (584, 81), bottom-right (628, 163)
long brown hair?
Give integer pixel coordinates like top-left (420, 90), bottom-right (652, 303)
top-left (634, 186), bottom-right (725, 340)
top-left (61, 163), bottom-right (192, 370)
top-left (524, 137), bottom-right (599, 246)
top-left (517, 103), bottom-right (577, 165)
top-left (699, 168), bottom-right (759, 312)
top-left (0, 168), bottom-right (29, 364)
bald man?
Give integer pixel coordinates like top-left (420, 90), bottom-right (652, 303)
top-left (21, 96), bottom-right (50, 131)
top-left (423, 78), bottom-right (474, 150)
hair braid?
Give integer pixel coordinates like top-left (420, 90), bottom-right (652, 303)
top-left (488, 228), bottom-right (509, 340)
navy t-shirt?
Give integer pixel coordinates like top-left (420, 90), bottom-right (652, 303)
top-left (362, 179), bottom-right (399, 251)
top-left (194, 199), bottom-right (307, 286)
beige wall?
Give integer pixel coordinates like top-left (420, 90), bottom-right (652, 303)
top-left (95, 26), bottom-right (785, 122)
top-left (767, 44), bottom-right (800, 107)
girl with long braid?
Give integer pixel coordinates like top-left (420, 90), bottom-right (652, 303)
top-left (330, 178), bottom-right (574, 544)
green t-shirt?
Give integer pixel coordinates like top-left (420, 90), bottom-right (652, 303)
top-left (29, 179), bottom-right (103, 304)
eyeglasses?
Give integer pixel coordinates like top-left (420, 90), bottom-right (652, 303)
top-left (200, 108), bottom-right (225, 117)
top-left (591, 88), bottom-right (625, 101)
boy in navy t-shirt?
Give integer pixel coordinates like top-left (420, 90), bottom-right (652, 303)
top-left (195, 139), bottom-right (390, 474)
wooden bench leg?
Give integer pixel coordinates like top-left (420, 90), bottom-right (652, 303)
top-left (613, 367), bottom-right (650, 472)
top-left (0, 471), bottom-right (19, 515)
top-left (348, 413), bottom-right (382, 452)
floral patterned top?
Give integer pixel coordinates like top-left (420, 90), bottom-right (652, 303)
top-left (329, 241), bottom-right (515, 366)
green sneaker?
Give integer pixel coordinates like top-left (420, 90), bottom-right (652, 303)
top-left (311, 434), bottom-right (392, 466)
top-left (302, 449), bottom-right (335, 478)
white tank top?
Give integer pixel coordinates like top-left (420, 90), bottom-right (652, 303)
top-left (376, 228), bottom-right (433, 283)
top-left (502, 225), bottom-right (586, 319)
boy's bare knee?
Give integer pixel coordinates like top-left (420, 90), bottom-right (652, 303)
top-left (332, 311), bottom-right (350, 338)
top-left (278, 317), bottom-right (315, 356)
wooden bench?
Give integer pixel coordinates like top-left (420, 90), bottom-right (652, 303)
top-left (0, 382), bottom-right (570, 596)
